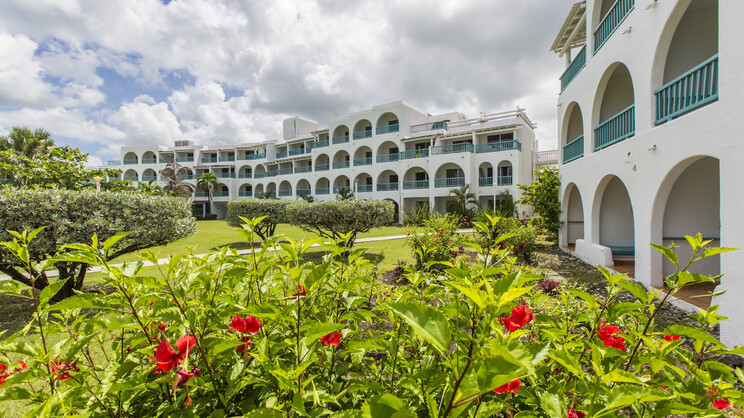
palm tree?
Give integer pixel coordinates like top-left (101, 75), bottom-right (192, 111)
top-left (336, 187), bottom-right (354, 201)
top-left (299, 194), bottom-right (315, 202)
top-left (159, 155), bottom-right (194, 197)
top-left (196, 172), bottom-right (219, 214)
top-left (449, 184), bottom-right (478, 216)
top-left (0, 127), bottom-right (54, 159)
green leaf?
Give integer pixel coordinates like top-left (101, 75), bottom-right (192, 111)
top-left (362, 394), bottom-right (414, 418)
top-left (0, 280), bottom-right (26, 295)
top-left (387, 301), bottom-right (451, 356)
top-left (597, 384), bottom-right (671, 416)
top-left (616, 280), bottom-right (648, 303)
top-left (701, 246), bottom-right (737, 258)
top-left (245, 409), bottom-right (284, 418)
top-left (46, 292), bottom-right (110, 311)
top-left (652, 401), bottom-right (704, 417)
top-left (601, 369), bottom-right (645, 385)
top-left (102, 233), bottom-right (130, 252)
top-left (565, 289), bottom-right (597, 308)
top-left (302, 322), bottom-right (344, 346)
top-left (39, 278), bottom-right (69, 307)
top-left (662, 324), bottom-right (719, 345)
top-left (650, 243), bottom-right (677, 267)
top-left (0, 387), bottom-right (33, 401)
top-left (445, 281), bottom-right (490, 310)
top-left (538, 387), bottom-right (567, 418)
top-left (548, 349), bottom-right (583, 378)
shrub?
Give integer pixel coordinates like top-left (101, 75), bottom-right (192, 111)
top-left (226, 199), bottom-right (292, 240)
top-left (204, 214), bottom-right (218, 220)
top-left (403, 203), bottom-right (432, 226)
top-left (405, 213), bottom-right (459, 271)
top-left (0, 189), bottom-right (195, 300)
top-left (472, 212), bottom-right (536, 264)
top-left (287, 199), bottom-right (394, 248)
top-left (0, 229), bottom-right (738, 416)
top-left (518, 166), bottom-right (562, 237)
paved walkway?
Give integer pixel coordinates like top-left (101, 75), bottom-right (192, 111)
top-left (0, 230), bottom-right (474, 281)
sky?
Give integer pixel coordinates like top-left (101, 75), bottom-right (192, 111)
top-left (0, 0), bottom-right (577, 166)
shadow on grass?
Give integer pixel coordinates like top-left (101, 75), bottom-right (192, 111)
top-left (300, 248), bottom-right (386, 267)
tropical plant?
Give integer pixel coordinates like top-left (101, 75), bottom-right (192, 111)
top-left (404, 202), bottom-right (433, 226)
top-left (137, 179), bottom-right (165, 196)
top-left (449, 184), bottom-right (477, 217)
top-left (518, 166), bottom-right (562, 237)
top-left (0, 126), bottom-right (54, 159)
top-left (336, 187), bottom-right (354, 201)
top-left (196, 172), bottom-right (219, 214)
top-left (0, 189), bottom-right (195, 300)
top-left (299, 194), bottom-right (315, 202)
top-left (158, 155), bottom-right (194, 197)
top-left (405, 213), bottom-right (460, 271)
top-left (494, 189), bottom-right (517, 218)
top-left (255, 191), bottom-right (276, 199)
top-left (226, 199), bottom-right (292, 240)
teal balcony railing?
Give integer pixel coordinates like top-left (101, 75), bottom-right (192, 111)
top-left (238, 153), bottom-right (266, 160)
top-left (316, 188), bottom-right (330, 195)
top-left (333, 186), bottom-right (351, 194)
top-left (213, 191), bottom-right (229, 197)
top-left (376, 124), bottom-right (399, 135)
top-left (655, 54), bottom-right (718, 125)
top-left (294, 166), bottom-right (312, 173)
top-left (357, 184), bottom-right (373, 193)
top-left (563, 136), bottom-right (584, 164)
top-left (123, 159), bottom-right (138, 165)
top-left (277, 168), bottom-right (293, 175)
top-left (475, 141), bottom-right (522, 153)
top-left (239, 191), bottom-right (252, 197)
top-left (107, 160), bottom-right (120, 166)
top-left (289, 148), bottom-right (305, 156)
top-left (266, 171), bottom-right (278, 177)
top-left (215, 172), bottom-right (236, 178)
top-left (403, 180), bottom-right (429, 190)
top-left (593, 104), bottom-right (635, 151)
top-left (297, 189), bottom-right (311, 196)
top-left (410, 120), bottom-right (448, 133)
top-left (434, 177), bottom-right (465, 188)
top-left (124, 176), bottom-right (138, 181)
top-left (278, 190), bottom-right (292, 197)
top-left (497, 175), bottom-right (513, 186)
top-left (478, 177), bottom-right (493, 187)
top-left (141, 158), bottom-right (157, 164)
top-left (376, 182), bottom-right (399, 191)
top-left (315, 164), bottom-right (330, 172)
top-left (276, 151), bottom-right (287, 159)
top-left (431, 143), bottom-right (474, 155)
top-left (560, 45), bottom-right (586, 92)
top-left (332, 135), bottom-right (349, 144)
top-left (400, 149), bottom-right (429, 160)
top-left (333, 161), bottom-right (350, 169)
top-left (255, 172), bottom-right (266, 179)
top-left (353, 130), bottom-right (372, 140)
top-left (194, 191), bottom-right (208, 198)
top-left (142, 176), bottom-right (157, 182)
top-left (158, 157), bottom-right (169, 163)
top-left (314, 140), bottom-right (329, 148)
top-left (179, 174), bottom-right (195, 180)
top-left (201, 157), bottom-right (217, 163)
top-left (238, 172), bottom-right (252, 178)
top-left (593, 0), bottom-right (634, 54)
top-left (354, 157), bottom-right (372, 166)
top-left (376, 153), bottom-right (399, 163)
top-left (176, 156), bottom-right (194, 162)
top-left (220, 156), bottom-right (235, 162)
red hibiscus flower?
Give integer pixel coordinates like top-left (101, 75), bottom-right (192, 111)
top-left (567, 406), bottom-right (586, 418)
top-left (712, 398), bottom-right (731, 409)
top-left (499, 316), bottom-right (521, 332)
top-left (236, 336), bottom-right (254, 353)
top-left (50, 359), bottom-right (79, 381)
top-left (493, 378), bottom-right (521, 394)
top-left (174, 369), bottom-right (195, 391)
top-left (0, 361), bottom-right (28, 386)
top-left (320, 331), bottom-right (342, 346)
top-left (500, 305), bottom-right (534, 332)
top-left (157, 323), bottom-right (167, 332)
top-left (597, 324), bottom-right (626, 350)
top-left (663, 335), bottom-right (681, 342)
top-left (603, 336), bottom-right (627, 351)
top-left (156, 335), bottom-right (196, 371)
top-left (291, 285), bottom-right (307, 299)
top-left (243, 316), bottom-right (261, 334)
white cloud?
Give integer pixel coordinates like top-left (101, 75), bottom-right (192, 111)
top-left (0, 33), bottom-right (53, 107)
top-left (0, 107), bottom-right (124, 143)
top-left (107, 96), bottom-right (183, 146)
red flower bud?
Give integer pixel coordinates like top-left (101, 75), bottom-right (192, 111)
top-left (320, 331), bottom-right (342, 346)
top-left (493, 378), bottom-right (520, 394)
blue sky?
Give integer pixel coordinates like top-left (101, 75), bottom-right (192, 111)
top-left (0, 0), bottom-right (577, 166)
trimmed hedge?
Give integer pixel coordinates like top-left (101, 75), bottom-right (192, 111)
top-left (226, 199), bottom-right (292, 240)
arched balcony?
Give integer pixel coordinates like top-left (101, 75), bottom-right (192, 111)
top-left (315, 178), bottom-right (330, 195)
top-left (141, 151), bottom-right (157, 164)
top-left (123, 152), bottom-right (138, 165)
top-left (353, 146), bottom-right (373, 167)
top-left (332, 125), bottom-right (349, 145)
top-left (353, 119), bottom-right (372, 140)
top-left (354, 173), bottom-right (373, 193)
top-left (562, 102), bottom-right (585, 163)
top-left (315, 154), bottom-right (330, 172)
top-left (376, 170), bottom-right (399, 191)
top-left (496, 161), bottom-right (513, 186)
top-left (403, 167), bottom-right (429, 190)
top-left (142, 168), bottom-right (157, 182)
top-left (593, 63), bottom-right (635, 151)
top-left (332, 150), bottom-right (350, 170)
top-left (375, 112), bottom-right (399, 135)
top-left (296, 179), bottom-right (311, 197)
top-left (434, 163), bottom-right (464, 189)
top-left (123, 169), bottom-right (138, 181)
top-left (278, 181), bottom-right (293, 197)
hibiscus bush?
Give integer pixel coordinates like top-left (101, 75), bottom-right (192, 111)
top-left (405, 213), bottom-right (460, 271)
top-left (0, 224), bottom-right (741, 416)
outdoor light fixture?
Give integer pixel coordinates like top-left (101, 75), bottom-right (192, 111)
top-left (93, 176), bottom-right (103, 193)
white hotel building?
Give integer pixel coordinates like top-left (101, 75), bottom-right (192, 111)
top-left (553, 0), bottom-right (744, 345)
top-left (103, 101), bottom-right (556, 220)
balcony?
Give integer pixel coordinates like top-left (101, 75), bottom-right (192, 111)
top-left (176, 156), bottom-right (194, 163)
top-left (333, 186), bottom-right (351, 193)
top-left (158, 158), bottom-right (169, 163)
top-left (357, 184), bottom-right (373, 193)
top-left (142, 176), bottom-right (157, 182)
top-left (399, 149), bottom-right (429, 160)
top-left (215, 172), bottom-right (236, 178)
top-left (237, 153), bottom-right (265, 160)
top-left (434, 177), bottom-right (465, 188)
top-left (220, 156), bottom-right (235, 162)
top-left (194, 191), bottom-right (208, 198)
top-left (475, 141), bottom-right (521, 153)
top-left (563, 136), bottom-right (584, 164)
top-left (377, 182), bottom-right (399, 191)
top-left (277, 168), bottom-right (293, 175)
top-left (431, 143), bottom-right (474, 155)
top-left (497, 176), bottom-right (513, 186)
top-left (297, 188), bottom-right (311, 196)
top-left (265, 171), bottom-right (278, 177)
top-left (179, 174), bottom-right (195, 180)
top-left (239, 191), bottom-right (252, 197)
top-left (376, 124), bottom-right (399, 135)
top-left (123, 159), bottom-right (138, 165)
top-left (593, 0), bottom-right (634, 54)
top-left (201, 157), bottom-right (217, 164)
top-left (333, 161), bottom-right (350, 169)
top-left (278, 190), bottom-right (292, 197)
top-left (289, 148), bottom-right (305, 156)
top-left (354, 157), bottom-right (372, 166)
top-left (560, 45), bottom-right (586, 92)
top-left (238, 173), bottom-right (252, 179)
top-left (376, 153), bottom-right (399, 163)
top-left (316, 188), bottom-right (330, 195)
top-left (213, 191), bottom-right (229, 197)
top-left (655, 55), bottom-right (718, 125)
top-left (294, 166), bottom-right (313, 173)
top-left (332, 135), bottom-right (349, 144)
top-left (478, 177), bottom-right (493, 187)
top-left (403, 180), bottom-right (429, 190)
top-left (315, 164), bottom-right (330, 172)
top-left (593, 105), bottom-right (635, 151)
top-left (124, 176), bottom-right (138, 181)
top-left (107, 160), bottom-right (120, 166)
top-left (276, 151), bottom-right (288, 159)
top-left (353, 130), bottom-right (372, 140)
top-left (255, 172), bottom-right (267, 179)
top-left (314, 140), bottom-right (329, 148)
top-left (410, 121), bottom-right (448, 133)
top-left (142, 158), bottom-right (157, 164)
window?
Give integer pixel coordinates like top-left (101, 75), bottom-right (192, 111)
top-left (415, 172), bottom-right (427, 181)
top-left (498, 166), bottom-right (512, 177)
top-left (446, 168), bottom-right (464, 178)
top-left (390, 147), bottom-right (399, 154)
top-left (390, 174), bottom-right (399, 183)
top-left (415, 142), bottom-right (429, 150)
top-left (365, 151), bottom-right (372, 158)
top-left (487, 133), bottom-right (514, 143)
top-left (389, 120), bottom-right (399, 126)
